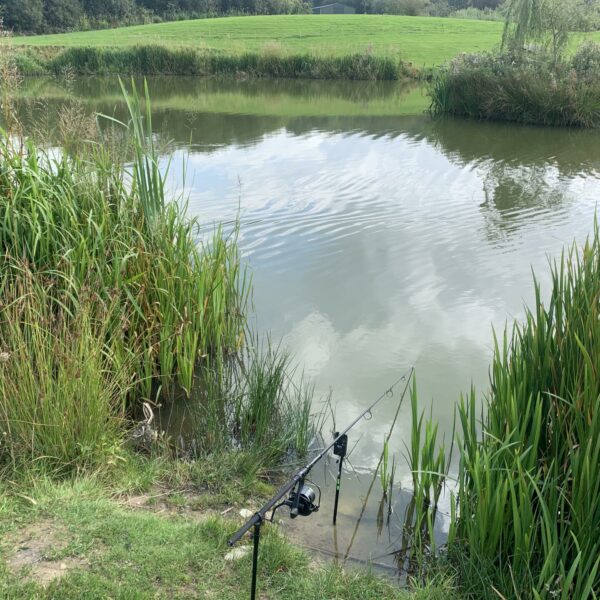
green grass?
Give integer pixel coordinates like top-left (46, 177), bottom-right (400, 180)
top-left (0, 467), bottom-right (460, 599)
top-left (6, 15), bottom-right (506, 67)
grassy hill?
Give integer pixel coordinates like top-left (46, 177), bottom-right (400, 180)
top-left (7, 15), bottom-right (505, 68)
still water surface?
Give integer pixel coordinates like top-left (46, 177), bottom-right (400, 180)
top-left (16, 77), bottom-right (600, 570)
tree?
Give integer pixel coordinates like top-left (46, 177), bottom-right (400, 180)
top-left (503, 0), bottom-right (600, 64)
top-left (370, 0), bottom-right (429, 14)
top-left (1, 0), bottom-right (44, 32)
top-left (137, 0), bottom-right (177, 12)
top-left (82, 0), bottom-right (135, 19)
top-left (44, 0), bottom-right (84, 30)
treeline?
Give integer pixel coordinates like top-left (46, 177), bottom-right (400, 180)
top-left (0, 0), bottom-right (311, 34)
top-left (0, 0), bottom-right (507, 34)
top-left (1, 0), bottom-right (506, 34)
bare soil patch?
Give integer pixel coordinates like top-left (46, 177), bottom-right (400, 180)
top-left (4, 520), bottom-right (88, 586)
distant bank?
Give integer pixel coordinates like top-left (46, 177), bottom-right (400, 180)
top-left (5, 15), bottom-right (506, 80)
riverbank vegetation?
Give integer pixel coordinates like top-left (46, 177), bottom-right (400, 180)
top-left (12, 44), bottom-right (411, 79)
top-left (430, 43), bottom-right (600, 126)
top-left (0, 78), bottom-right (315, 475)
top-left (430, 0), bottom-right (600, 126)
top-left (403, 227), bottom-right (600, 597)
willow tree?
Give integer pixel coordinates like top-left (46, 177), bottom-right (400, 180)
top-left (502, 0), bottom-right (599, 65)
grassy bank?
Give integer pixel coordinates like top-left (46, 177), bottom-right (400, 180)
top-left (6, 15), bottom-right (600, 82)
top-left (0, 457), bottom-right (460, 599)
top-left (2, 15), bottom-right (509, 80)
top-left (6, 15), bottom-right (505, 67)
top-left (405, 226), bottom-right (600, 597)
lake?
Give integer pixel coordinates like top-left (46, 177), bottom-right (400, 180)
top-left (12, 75), bottom-right (600, 572)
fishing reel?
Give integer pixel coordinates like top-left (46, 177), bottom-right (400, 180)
top-left (270, 480), bottom-right (321, 520)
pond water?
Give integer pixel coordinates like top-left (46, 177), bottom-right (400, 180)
top-left (13, 76), bottom-right (600, 572)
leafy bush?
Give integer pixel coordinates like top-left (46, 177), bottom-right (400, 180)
top-left (451, 6), bottom-right (503, 20)
top-left (43, 0), bottom-right (84, 31)
top-left (370, 0), bottom-right (430, 15)
top-left (571, 41), bottom-right (600, 82)
top-left (82, 0), bottom-right (136, 19)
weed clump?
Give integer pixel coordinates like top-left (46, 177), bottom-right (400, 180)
top-left (430, 49), bottom-right (600, 127)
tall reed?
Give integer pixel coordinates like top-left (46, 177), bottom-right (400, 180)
top-left (0, 81), bottom-right (312, 473)
top-left (408, 228), bottom-right (600, 598)
top-left (26, 45), bottom-right (414, 81)
top-left (0, 82), bottom-right (248, 399)
top-left (0, 272), bottom-right (129, 474)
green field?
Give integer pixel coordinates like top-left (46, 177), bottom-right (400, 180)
top-left (8, 15), bottom-right (506, 67)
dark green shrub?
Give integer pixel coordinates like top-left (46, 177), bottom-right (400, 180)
top-left (370, 0), bottom-right (430, 15)
top-left (571, 41), bottom-right (600, 82)
top-left (82, 0), bottom-right (135, 19)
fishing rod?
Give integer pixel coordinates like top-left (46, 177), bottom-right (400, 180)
top-left (227, 367), bottom-right (414, 600)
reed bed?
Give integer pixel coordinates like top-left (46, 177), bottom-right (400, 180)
top-left (406, 229), bottom-right (600, 598)
top-left (0, 86), bottom-right (247, 399)
top-left (429, 48), bottom-right (600, 127)
top-left (12, 45), bottom-right (413, 81)
top-left (0, 277), bottom-right (129, 475)
top-left (0, 81), bottom-right (313, 474)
